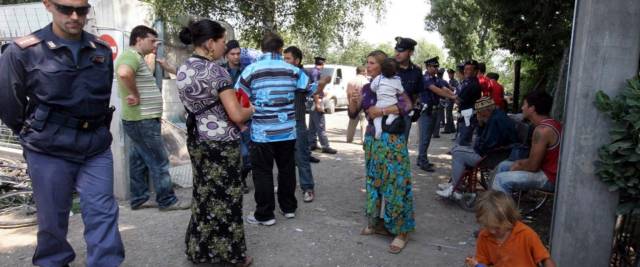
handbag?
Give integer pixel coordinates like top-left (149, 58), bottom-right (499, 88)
top-left (381, 115), bottom-right (405, 134)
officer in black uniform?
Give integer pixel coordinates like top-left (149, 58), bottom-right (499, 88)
top-left (0, 1), bottom-right (125, 266)
top-left (393, 36), bottom-right (423, 142)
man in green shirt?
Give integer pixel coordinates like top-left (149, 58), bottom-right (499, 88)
top-left (115, 25), bottom-right (189, 211)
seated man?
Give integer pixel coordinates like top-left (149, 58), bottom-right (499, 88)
top-left (437, 97), bottom-right (518, 198)
top-left (492, 91), bottom-right (562, 194)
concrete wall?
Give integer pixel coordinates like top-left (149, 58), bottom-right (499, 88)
top-left (551, 0), bottom-right (640, 265)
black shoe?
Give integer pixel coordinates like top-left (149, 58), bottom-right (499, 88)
top-left (309, 145), bottom-right (320, 151)
top-left (419, 164), bottom-right (435, 172)
top-left (321, 147), bottom-right (337, 154)
top-left (433, 135), bottom-right (440, 138)
top-left (309, 155), bottom-right (320, 163)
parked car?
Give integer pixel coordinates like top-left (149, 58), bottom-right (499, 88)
top-left (304, 64), bottom-right (357, 113)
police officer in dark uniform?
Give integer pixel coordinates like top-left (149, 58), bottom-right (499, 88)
top-left (308, 56), bottom-right (337, 154)
top-left (393, 36), bottom-right (423, 142)
top-left (417, 57), bottom-right (457, 172)
top-left (0, 1), bottom-right (125, 266)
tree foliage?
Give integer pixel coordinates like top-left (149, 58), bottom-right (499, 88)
top-left (477, 0), bottom-right (573, 67)
top-left (143, 0), bottom-right (386, 55)
top-left (425, 0), bottom-right (494, 62)
top-left (594, 76), bottom-right (640, 215)
top-left (323, 38), bottom-right (444, 67)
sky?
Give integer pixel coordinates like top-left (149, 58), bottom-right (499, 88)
top-left (360, 0), bottom-right (444, 49)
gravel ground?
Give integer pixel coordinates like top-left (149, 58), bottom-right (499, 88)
top-left (0, 110), bottom-right (478, 267)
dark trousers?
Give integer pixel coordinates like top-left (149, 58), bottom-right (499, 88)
top-left (25, 148), bottom-right (125, 267)
top-left (251, 140), bottom-right (297, 221)
top-left (444, 104), bottom-right (455, 132)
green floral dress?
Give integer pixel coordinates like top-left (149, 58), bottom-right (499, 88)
top-left (364, 133), bottom-right (416, 235)
top-left (184, 139), bottom-right (247, 264)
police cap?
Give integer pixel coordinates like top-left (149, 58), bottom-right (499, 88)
top-left (424, 56), bottom-right (439, 67)
top-left (394, 37), bottom-right (417, 52)
top-left (314, 56), bottom-right (326, 65)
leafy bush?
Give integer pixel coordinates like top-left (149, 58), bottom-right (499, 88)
top-left (594, 76), bottom-right (640, 215)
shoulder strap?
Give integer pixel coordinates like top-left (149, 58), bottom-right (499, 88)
top-left (14, 34), bottom-right (42, 49)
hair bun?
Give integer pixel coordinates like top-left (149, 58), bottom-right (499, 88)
top-left (179, 27), bottom-right (192, 45)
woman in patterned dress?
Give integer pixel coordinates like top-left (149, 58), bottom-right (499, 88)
top-left (176, 19), bottom-right (254, 266)
top-left (347, 50), bottom-right (415, 254)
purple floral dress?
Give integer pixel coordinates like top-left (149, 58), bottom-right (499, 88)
top-left (177, 56), bottom-right (247, 264)
top-left (176, 56), bottom-right (240, 142)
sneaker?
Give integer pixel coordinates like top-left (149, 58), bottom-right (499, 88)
top-left (437, 182), bottom-right (452, 190)
top-left (159, 199), bottom-right (191, 211)
top-left (246, 214), bottom-right (276, 226)
top-left (303, 190), bottom-right (315, 202)
top-left (452, 191), bottom-right (463, 201)
top-left (436, 185), bottom-right (453, 198)
top-left (321, 147), bottom-right (337, 154)
top-left (309, 155), bottom-right (320, 163)
top-left (280, 211), bottom-right (296, 219)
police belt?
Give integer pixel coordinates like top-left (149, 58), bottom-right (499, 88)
top-left (46, 111), bottom-right (108, 130)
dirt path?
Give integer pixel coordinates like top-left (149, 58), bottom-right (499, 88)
top-left (0, 111), bottom-right (477, 267)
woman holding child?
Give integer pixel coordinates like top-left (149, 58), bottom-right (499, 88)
top-left (348, 50), bottom-right (415, 253)
top-left (175, 19), bottom-right (254, 266)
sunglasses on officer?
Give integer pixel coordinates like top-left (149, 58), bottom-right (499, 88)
top-left (50, 1), bottom-right (92, 16)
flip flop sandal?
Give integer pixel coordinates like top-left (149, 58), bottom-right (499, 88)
top-left (361, 225), bottom-right (376, 235)
top-left (236, 256), bottom-right (253, 267)
top-left (388, 236), bottom-right (408, 254)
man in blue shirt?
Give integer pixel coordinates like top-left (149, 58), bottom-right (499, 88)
top-left (418, 57), bottom-right (457, 172)
top-left (236, 32), bottom-right (313, 225)
top-left (394, 36), bottom-right (423, 141)
top-left (223, 39), bottom-right (251, 193)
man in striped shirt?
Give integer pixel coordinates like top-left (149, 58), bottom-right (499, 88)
top-left (236, 32), bottom-right (314, 225)
top-left (116, 25), bottom-right (189, 211)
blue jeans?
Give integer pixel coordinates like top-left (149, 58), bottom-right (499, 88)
top-left (308, 110), bottom-right (330, 148)
top-left (417, 111), bottom-right (437, 166)
top-left (122, 119), bottom-right (177, 208)
top-left (491, 160), bottom-right (555, 194)
top-left (25, 148), bottom-right (125, 267)
top-left (450, 145), bottom-right (482, 187)
top-left (240, 126), bottom-right (252, 173)
top-left (295, 120), bottom-right (314, 191)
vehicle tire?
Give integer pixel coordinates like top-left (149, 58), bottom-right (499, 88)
top-left (0, 190), bottom-right (37, 228)
top-left (325, 98), bottom-right (336, 114)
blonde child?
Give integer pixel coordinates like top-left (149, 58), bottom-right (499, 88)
top-left (465, 191), bottom-right (556, 267)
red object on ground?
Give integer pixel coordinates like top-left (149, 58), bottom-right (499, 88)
top-left (236, 90), bottom-right (250, 108)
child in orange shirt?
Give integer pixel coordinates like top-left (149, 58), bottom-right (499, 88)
top-left (465, 191), bottom-right (556, 267)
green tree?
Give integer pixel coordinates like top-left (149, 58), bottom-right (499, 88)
top-left (425, 0), bottom-right (495, 62)
top-left (412, 39), bottom-right (445, 67)
top-left (143, 0), bottom-right (387, 55)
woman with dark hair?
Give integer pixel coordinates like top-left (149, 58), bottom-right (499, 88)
top-left (348, 50), bottom-right (415, 254)
top-left (176, 19), bottom-right (254, 266)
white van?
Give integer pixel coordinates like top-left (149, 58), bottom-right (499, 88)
top-left (304, 64), bottom-right (357, 113)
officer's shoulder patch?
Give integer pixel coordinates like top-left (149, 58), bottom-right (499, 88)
top-left (93, 38), bottom-right (110, 49)
top-left (14, 34), bottom-right (42, 49)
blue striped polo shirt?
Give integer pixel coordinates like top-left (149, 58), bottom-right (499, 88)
top-left (235, 52), bottom-right (313, 143)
